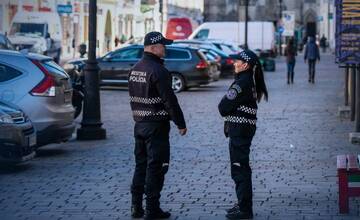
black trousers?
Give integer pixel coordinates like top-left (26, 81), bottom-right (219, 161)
top-left (131, 121), bottom-right (170, 210)
top-left (229, 126), bottom-right (255, 212)
top-left (308, 59), bottom-right (316, 81)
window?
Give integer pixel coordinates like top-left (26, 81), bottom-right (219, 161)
top-left (10, 23), bottom-right (46, 37)
top-left (0, 64), bottom-right (22, 82)
top-left (165, 49), bottom-right (190, 59)
top-left (194, 29), bottom-right (209, 40)
top-left (110, 48), bottom-right (141, 61)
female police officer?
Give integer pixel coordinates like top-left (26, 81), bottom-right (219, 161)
top-left (218, 50), bottom-right (268, 219)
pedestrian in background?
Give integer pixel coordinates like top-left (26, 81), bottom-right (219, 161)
top-left (320, 34), bottom-right (327, 53)
top-left (304, 36), bottom-right (320, 83)
top-left (284, 38), bottom-right (297, 84)
top-left (218, 50), bottom-right (268, 220)
top-left (128, 32), bottom-right (187, 220)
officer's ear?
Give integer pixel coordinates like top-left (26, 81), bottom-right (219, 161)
top-left (242, 62), bottom-right (250, 70)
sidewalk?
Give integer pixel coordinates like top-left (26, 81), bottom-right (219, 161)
top-left (0, 53), bottom-right (359, 220)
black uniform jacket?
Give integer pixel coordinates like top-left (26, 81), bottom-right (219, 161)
top-left (128, 52), bottom-right (186, 129)
top-left (218, 70), bottom-right (257, 137)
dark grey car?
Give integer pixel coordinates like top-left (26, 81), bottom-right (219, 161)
top-left (66, 44), bottom-right (215, 93)
top-left (0, 101), bottom-right (36, 162)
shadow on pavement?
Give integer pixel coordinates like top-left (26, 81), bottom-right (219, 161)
top-left (101, 86), bottom-right (128, 91)
top-left (35, 148), bottom-right (69, 158)
top-left (0, 162), bottom-right (32, 174)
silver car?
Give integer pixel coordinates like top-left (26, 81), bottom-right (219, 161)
top-left (0, 49), bottom-right (75, 147)
top-left (0, 101), bottom-right (36, 162)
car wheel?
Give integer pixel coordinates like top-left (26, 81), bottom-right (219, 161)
top-left (172, 73), bottom-right (185, 93)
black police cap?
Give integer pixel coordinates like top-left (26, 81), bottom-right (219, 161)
top-left (144, 31), bottom-right (173, 46)
top-left (229, 50), bottom-right (259, 66)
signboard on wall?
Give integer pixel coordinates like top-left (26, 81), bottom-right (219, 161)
top-left (282, 11), bottom-right (296, 36)
top-left (57, 4), bottom-right (72, 14)
top-left (335, 0), bottom-right (360, 65)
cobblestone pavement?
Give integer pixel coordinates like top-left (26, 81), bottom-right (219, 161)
top-left (0, 54), bottom-right (359, 220)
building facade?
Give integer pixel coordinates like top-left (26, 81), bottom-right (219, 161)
top-left (0, 0), bottom-right (204, 58)
top-left (203, 0), bottom-right (336, 50)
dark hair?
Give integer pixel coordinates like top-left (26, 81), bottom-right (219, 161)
top-left (253, 60), bottom-right (268, 102)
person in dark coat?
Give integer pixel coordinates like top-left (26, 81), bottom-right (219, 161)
top-left (128, 31), bottom-right (187, 220)
top-left (320, 34), bottom-right (327, 53)
top-left (304, 36), bottom-right (320, 83)
top-left (284, 38), bottom-right (297, 84)
top-left (218, 50), bottom-right (268, 220)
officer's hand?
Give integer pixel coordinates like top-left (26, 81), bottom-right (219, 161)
top-left (179, 128), bottom-right (187, 136)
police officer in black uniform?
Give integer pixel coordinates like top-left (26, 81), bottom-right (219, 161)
top-left (218, 50), bottom-right (268, 219)
top-left (128, 32), bottom-right (187, 219)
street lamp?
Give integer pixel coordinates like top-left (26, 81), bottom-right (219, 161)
top-left (77, 0), bottom-right (106, 140)
top-left (239, 0), bottom-right (249, 49)
top-left (279, 0), bottom-right (283, 55)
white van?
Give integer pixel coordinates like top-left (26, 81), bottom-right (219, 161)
top-left (8, 11), bottom-right (62, 63)
top-left (189, 22), bottom-right (275, 52)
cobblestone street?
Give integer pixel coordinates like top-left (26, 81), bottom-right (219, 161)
top-left (0, 54), bottom-right (359, 220)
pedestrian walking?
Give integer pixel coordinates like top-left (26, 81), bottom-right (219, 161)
top-left (284, 38), bottom-right (297, 84)
top-left (320, 34), bottom-right (327, 53)
top-left (128, 31), bottom-right (187, 220)
top-left (304, 36), bottom-right (320, 83)
top-left (218, 50), bottom-right (268, 220)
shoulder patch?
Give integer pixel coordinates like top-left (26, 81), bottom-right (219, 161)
top-left (231, 84), bottom-right (242, 93)
top-left (226, 88), bottom-right (238, 100)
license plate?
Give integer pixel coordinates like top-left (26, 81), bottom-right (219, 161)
top-left (64, 91), bottom-right (72, 103)
top-left (28, 135), bottom-right (37, 147)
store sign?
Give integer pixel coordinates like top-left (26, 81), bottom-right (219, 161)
top-left (335, 0), bottom-right (360, 64)
top-left (57, 4), bottom-right (72, 14)
top-left (282, 11), bottom-right (296, 36)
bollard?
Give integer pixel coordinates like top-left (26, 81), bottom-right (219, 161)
top-left (350, 66), bottom-right (356, 121)
top-left (357, 65), bottom-right (360, 132)
top-left (345, 66), bottom-right (349, 106)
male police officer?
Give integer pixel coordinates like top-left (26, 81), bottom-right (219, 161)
top-left (128, 31), bottom-right (187, 219)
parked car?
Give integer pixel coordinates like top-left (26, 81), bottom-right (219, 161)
top-left (207, 39), bottom-right (239, 55)
top-left (0, 100), bottom-right (36, 163)
top-left (188, 21), bottom-right (275, 54)
top-left (198, 48), bottom-right (221, 81)
top-left (173, 40), bottom-right (235, 76)
top-left (0, 49), bottom-right (75, 147)
top-left (66, 44), bottom-right (214, 93)
top-left (0, 34), bottom-right (15, 50)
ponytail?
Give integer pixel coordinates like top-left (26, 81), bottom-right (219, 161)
top-left (254, 60), bottom-right (268, 103)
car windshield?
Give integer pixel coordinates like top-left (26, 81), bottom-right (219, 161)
top-left (10, 23), bottom-right (46, 37)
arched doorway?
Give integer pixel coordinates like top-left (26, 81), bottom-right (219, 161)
top-left (304, 10), bottom-right (317, 37)
top-left (104, 10), bottom-right (112, 52)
